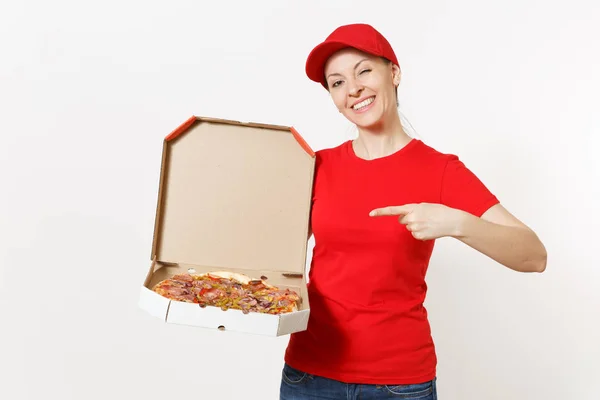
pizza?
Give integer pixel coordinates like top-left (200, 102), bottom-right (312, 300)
top-left (152, 271), bottom-right (301, 315)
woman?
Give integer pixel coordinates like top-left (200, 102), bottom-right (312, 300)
top-left (280, 23), bottom-right (547, 400)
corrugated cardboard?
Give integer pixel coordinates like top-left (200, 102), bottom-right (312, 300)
top-left (138, 116), bottom-right (315, 336)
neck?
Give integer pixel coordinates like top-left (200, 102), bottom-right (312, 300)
top-left (353, 112), bottom-right (413, 160)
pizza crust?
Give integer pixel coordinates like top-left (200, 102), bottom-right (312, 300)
top-left (204, 270), bottom-right (252, 283)
top-left (201, 270), bottom-right (276, 288)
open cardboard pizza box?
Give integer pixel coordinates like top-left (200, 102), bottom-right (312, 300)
top-left (138, 116), bottom-right (315, 336)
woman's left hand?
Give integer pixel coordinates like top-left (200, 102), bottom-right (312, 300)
top-left (369, 203), bottom-right (468, 240)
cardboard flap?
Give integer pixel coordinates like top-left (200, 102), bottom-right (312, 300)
top-left (151, 117), bottom-right (315, 275)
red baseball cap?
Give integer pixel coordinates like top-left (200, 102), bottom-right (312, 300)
top-left (305, 23), bottom-right (399, 88)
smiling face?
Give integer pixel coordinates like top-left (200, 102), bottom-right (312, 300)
top-left (324, 48), bottom-right (401, 130)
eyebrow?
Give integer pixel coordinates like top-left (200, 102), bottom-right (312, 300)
top-left (325, 58), bottom-right (370, 81)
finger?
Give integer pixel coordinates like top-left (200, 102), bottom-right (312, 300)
top-left (369, 204), bottom-right (416, 217)
top-left (404, 221), bottom-right (418, 230)
top-left (412, 231), bottom-right (426, 240)
top-left (399, 215), bottom-right (412, 225)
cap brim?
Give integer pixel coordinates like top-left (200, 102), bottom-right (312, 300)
top-left (305, 41), bottom-right (354, 87)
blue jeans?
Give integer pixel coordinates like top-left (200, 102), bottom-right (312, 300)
top-left (280, 363), bottom-right (438, 399)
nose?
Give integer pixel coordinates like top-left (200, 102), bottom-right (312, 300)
top-left (347, 77), bottom-right (363, 98)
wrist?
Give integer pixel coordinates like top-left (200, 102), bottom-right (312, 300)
top-left (450, 209), bottom-right (472, 239)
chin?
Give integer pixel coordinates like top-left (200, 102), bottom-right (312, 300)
top-left (346, 110), bottom-right (385, 130)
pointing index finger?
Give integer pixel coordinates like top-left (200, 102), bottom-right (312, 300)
top-left (369, 204), bottom-right (416, 217)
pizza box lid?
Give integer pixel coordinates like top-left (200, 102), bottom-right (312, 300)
top-left (150, 116), bottom-right (315, 276)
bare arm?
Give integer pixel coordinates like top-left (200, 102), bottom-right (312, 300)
top-left (453, 204), bottom-right (547, 273)
top-left (370, 202), bottom-right (547, 273)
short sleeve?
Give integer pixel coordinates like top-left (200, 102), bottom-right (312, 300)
top-left (440, 155), bottom-right (499, 217)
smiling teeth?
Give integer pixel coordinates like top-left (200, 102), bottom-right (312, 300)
top-left (353, 97), bottom-right (374, 110)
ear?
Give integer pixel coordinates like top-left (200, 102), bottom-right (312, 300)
top-left (391, 64), bottom-right (401, 87)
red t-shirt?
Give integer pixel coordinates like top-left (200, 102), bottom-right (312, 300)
top-left (284, 138), bottom-right (499, 384)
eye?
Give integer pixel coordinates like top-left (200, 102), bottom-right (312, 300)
top-left (331, 80), bottom-right (343, 88)
top-left (359, 69), bottom-right (371, 75)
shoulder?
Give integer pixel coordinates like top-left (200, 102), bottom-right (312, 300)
top-left (314, 140), bottom-right (351, 163)
top-left (404, 140), bottom-right (464, 177)
top-left (412, 140), bottom-right (458, 163)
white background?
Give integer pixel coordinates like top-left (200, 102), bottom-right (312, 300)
top-left (1, 0), bottom-right (598, 399)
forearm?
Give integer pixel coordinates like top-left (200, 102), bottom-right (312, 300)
top-left (452, 212), bottom-right (547, 273)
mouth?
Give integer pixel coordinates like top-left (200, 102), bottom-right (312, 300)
top-left (351, 96), bottom-right (375, 112)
